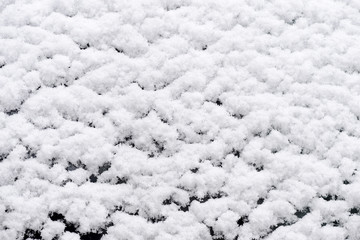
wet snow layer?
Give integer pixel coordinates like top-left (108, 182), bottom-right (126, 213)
top-left (1, 0), bottom-right (360, 239)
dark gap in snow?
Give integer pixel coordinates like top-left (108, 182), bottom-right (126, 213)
top-left (164, 5), bottom-right (181, 11)
top-left (79, 43), bottom-right (90, 50)
top-left (321, 220), bottom-right (341, 227)
top-left (61, 179), bottom-right (73, 186)
top-left (271, 149), bottom-right (278, 154)
top-left (195, 130), bottom-right (206, 136)
top-left (49, 212), bottom-right (66, 222)
top-left (89, 174), bottom-right (98, 183)
top-left (237, 216), bottom-right (249, 226)
top-left (343, 180), bottom-right (350, 185)
top-left (290, 18), bottom-right (297, 25)
top-left (49, 213), bottom-right (79, 233)
top-left (66, 161), bottom-right (87, 171)
top-left (148, 215), bottom-right (167, 223)
top-left (115, 48), bottom-right (124, 53)
top-left (350, 207), bottom-right (359, 215)
top-left (321, 194), bottom-right (338, 201)
top-left (49, 211), bottom-right (109, 240)
top-left (251, 163), bottom-right (263, 172)
top-left (330, 220), bottom-right (341, 227)
top-left (231, 113), bottom-right (244, 119)
top-left (215, 98), bottom-right (222, 106)
top-left (295, 207), bottom-right (310, 219)
top-left (66, 162), bottom-right (78, 171)
top-left (202, 45), bottom-right (207, 50)
top-left (189, 192), bottom-right (227, 205)
top-left (206, 225), bottom-right (225, 240)
top-left (22, 228), bottom-right (42, 240)
top-left (49, 158), bottom-right (57, 167)
top-left (5, 108), bottom-right (19, 116)
top-left (267, 221), bottom-right (292, 235)
top-left (5, 206), bottom-right (13, 213)
top-left (231, 148), bottom-right (241, 158)
top-left (102, 109), bottom-right (109, 116)
top-left (98, 162), bottom-right (111, 174)
top-left (255, 165), bottom-right (264, 172)
top-left (257, 198), bottom-right (265, 205)
top-left (153, 139), bottom-right (165, 154)
top-left (160, 117), bottom-right (168, 124)
top-left (115, 135), bottom-right (133, 146)
top-left (125, 209), bottom-right (139, 216)
top-left (0, 62), bottom-right (5, 68)
top-left (64, 222), bottom-right (79, 233)
top-left (0, 153), bottom-right (9, 162)
top-left (162, 197), bottom-right (173, 205)
top-left (190, 167), bottom-right (199, 173)
top-left (25, 145), bottom-right (37, 159)
top-left (115, 176), bottom-right (128, 184)
top-left (114, 205), bottom-right (122, 211)
top-left (179, 204), bottom-right (190, 212)
top-left (80, 232), bottom-right (105, 240)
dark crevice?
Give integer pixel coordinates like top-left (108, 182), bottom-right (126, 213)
top-left (206, 225), bottom-right (225, 240)
top-left (343, 180), bottom-right (350, 185)
top-left (23, 229), bottom-right (42, 240)
top-left (115, 176), bottom-right (128, 184)
top-left (178, 192), bottom-right (227, 212)
top-left (321, 220), bottom-right (341, 227)
top-left (148, 139), bottom-right (165, 157)
top-left (89, 174), bottom-right (98, 183)
top-left (321, 194), bottom-right (339, 201)
top-left (295, 207), bottom-right (310, 219)
top-left (79, 43), bottom-right (90, 50)
top-left (350, 207), bottom-right (359, 215)
top-left (98, 162), bottom-right (111, 175)
top-left (250, 163), bottom-right (264, 172)
top-left (115, 135), bottom-right (133, 146)
top-left (115, 48), bottom-right (124, 53)
top-left (237, 216), bottom-right (249, 226)
top-left (257, 198), bottom-right (265, 205)
top-left (231, 113), bottom-right (244, 119)
top-left (49, 212), bottom-right (66, 222)
top-left (148, 215), bottom-right (166, 223)
top-left (215, 99), bottom-right (222, 106)
top-left (66, 161), bottom-right (87, 171)
top-left (49, 212), bottom-right (109, 240)
top-left (5, 108), bottom-right (19, 116)
top-left (231, 148), bottom-right (241, 158)
top-left (25, 145), bottom-right (37, 159)
top-left (268, 221), bottom-right (291, 234)
top-left (0, 153), bottom-right (9, 162)
top-left (81, 231), bottom-right (105, 240)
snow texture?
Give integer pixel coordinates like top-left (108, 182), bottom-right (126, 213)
top-left (1, 0), bottom-right (360, 239)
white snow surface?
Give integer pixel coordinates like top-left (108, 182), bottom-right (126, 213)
top-left (1, 0), bottom-right (360, 239)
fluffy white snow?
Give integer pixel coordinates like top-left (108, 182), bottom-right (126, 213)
top-left (1, 0), bottom-right (360, 239)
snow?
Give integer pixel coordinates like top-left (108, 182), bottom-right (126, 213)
top-left (1, 0), bottom-right (360, 239)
